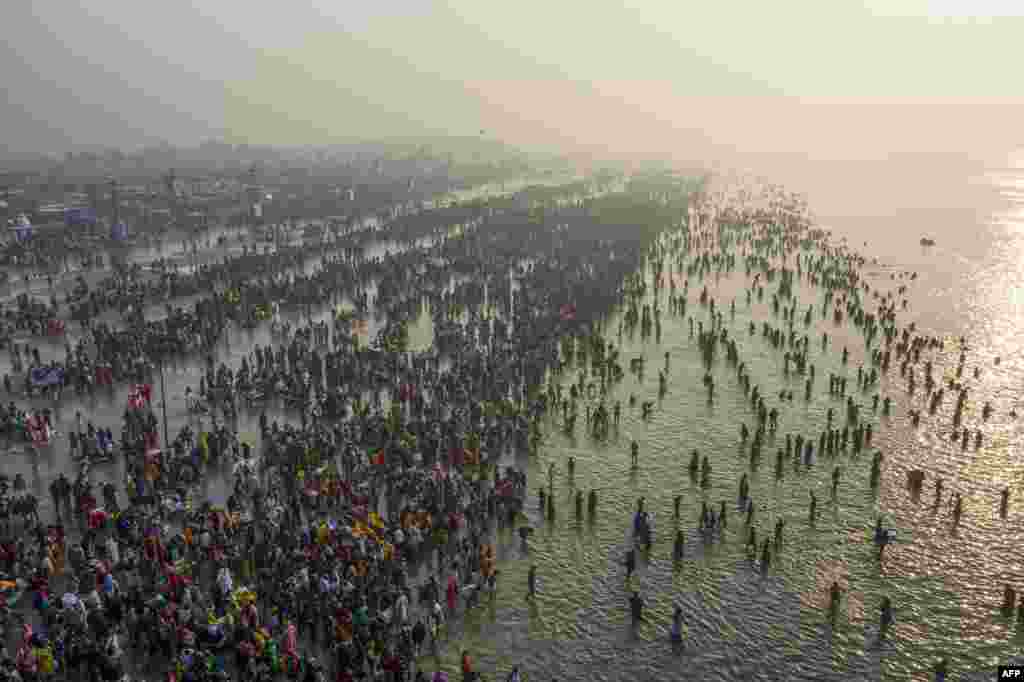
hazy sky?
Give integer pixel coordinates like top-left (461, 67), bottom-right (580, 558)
top-left (4, 0), bottom-right (1024, 174)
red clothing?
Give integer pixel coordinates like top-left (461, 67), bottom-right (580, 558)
top-left (87, 509), bottom-right (107, 529)
top-left (382, 654), bottom-right (401, 673)
top-left (446, 576), bottom-right (458, 612)
top-left (0, 542), bottom-right (14, 560)
top-left (240, 604), bottom-right (258, 628)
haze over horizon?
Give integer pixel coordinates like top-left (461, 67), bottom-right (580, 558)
top-left (5, 0), bottom-right (1024, 214)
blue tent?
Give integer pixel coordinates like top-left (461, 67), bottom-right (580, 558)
top-left (111, 221), bottom-right (129, 241)
top-left (65, 207), bottom-right (97, 228)
top-left (30, 367), bottom-right (64, 386)
top-left (13, 214), bottom-right (32, 242)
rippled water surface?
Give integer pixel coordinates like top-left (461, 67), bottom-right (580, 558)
top-left (4, 161), bottom-right (1024, 680)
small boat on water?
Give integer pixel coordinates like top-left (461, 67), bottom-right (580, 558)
top-left (920, 237), bottom-right (935, 247)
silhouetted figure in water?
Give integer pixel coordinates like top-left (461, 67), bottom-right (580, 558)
top-left (629, 591), bottom-right (646, 625)
top-left (879, 596), bottom-right (894, 638)
top-left (1002, 585), bottom-right (1016, 616)
top-left (828, 581), bottom-right (841, 624)
top-left (875, 517), bottom-right (891, 561)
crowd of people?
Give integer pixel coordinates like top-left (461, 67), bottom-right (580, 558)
top-left (0, 179), bottom-right (672, 682)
